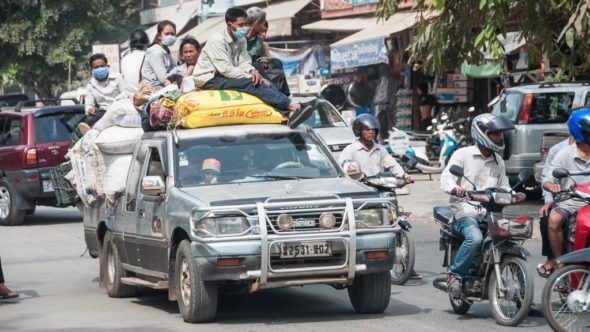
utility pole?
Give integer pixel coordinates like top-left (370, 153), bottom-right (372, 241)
top-left (68, 59), bottom-right (72, 91)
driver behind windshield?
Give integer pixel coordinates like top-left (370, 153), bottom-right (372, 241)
top-left (440, 113), bottom-right (525, 297)
top-left (200, 158), bottom-right (221, 184)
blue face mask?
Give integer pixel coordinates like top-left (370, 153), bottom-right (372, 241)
top-left (92, 67), bottom-right (109, 81)
top-left (162, 35), bottom-right (176, 47)
top-left (233, 26), bottom-right (248, 39)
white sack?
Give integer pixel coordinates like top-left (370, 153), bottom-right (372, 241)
top-left (94, 98), bottom-right (142, 131)
top-left (95, 126), bottom-right (143, 155)
top-left (103, 154), bottom-right (133, 197)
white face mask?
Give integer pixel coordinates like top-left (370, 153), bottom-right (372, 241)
top-left (162, 35), bottom-right (176, 46)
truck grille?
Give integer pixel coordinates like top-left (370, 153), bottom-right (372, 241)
top-left (265, 212), bottom-right (344, 233)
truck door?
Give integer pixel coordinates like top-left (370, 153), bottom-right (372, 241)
top-left (135, 142), bottom-right (169, 273)
top-left (120, 142), bottom-right (149, 266)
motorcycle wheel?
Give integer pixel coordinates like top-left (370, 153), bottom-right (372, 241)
top-left (488, 256), bottom-right (534, 326)
top-left (542, 264), bottom-right (590, 332)
top-left (449, 294), bottom-right (471, 314)
top-left (390, 230), bottom-right (415, 285)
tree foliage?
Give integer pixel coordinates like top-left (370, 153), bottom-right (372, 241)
top-left (0, 0), bottom-right (139, 98)
top-left (377, 0), bottom-right (590, 78)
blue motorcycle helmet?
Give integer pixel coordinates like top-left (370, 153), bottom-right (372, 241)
top-left (568, 108), bottom-right (590, 143)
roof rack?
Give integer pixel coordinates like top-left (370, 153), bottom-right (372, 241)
top-left (14, 98), bottom-right (79, 112)
top-left (538, 83), bottom-right (556, 88)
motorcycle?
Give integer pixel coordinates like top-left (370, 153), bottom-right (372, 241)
top-left (542, 167), bottom-right (590, 332)
top-left (344, 159), bottom-right (417, 285)
top-left (432, 165), bottom-right (534, 326)
top-left (388, 109), bottom-right (472, 174)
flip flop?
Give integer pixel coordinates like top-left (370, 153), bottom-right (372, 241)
top-left (536, 263), bottom-right (554, 278)
top-left (1, 291), bottom-right (19, 299)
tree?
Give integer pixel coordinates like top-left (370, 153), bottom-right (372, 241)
top-left (377, 0), bottom-right (590, 78)
top-left (0, 0), bottom-right (140, 98)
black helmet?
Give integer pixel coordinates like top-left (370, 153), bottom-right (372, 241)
top-left (352, 114), bottom-right (380, 137)
top-left (129, 29), bottom-right (149, 50)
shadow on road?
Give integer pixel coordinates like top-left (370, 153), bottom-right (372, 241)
top-left (21, 209), bottom-right (81, 226)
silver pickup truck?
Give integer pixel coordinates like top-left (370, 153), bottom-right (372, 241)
top-left (83, 124), bottom-right (400, 323)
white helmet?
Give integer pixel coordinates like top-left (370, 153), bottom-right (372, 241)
top-left (471, 113), bottom-right (514, 152)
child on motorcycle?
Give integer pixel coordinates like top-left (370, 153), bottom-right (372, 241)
top-left (339, 114), bottom-right (419, 278)
top-left (440, 113), bottom-right (525, 296)
top-left (542, 108), bottom-right (590, 274)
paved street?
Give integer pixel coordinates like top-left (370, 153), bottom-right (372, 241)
top-left (0, 174), bottom-right (552, 331)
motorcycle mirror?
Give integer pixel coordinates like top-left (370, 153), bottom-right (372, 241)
top-left (552, 168), bottom-right (570, 179)
top-left (467, 106), bottom-right (475, 113)
top-left (517, 169), bottom-right (531, 182)
top-left (449, 165), bottom-right (464, 178)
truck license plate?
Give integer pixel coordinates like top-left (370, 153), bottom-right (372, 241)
top-left (280, 241), bottom-right (332, 259)
top-left (43, 180), bottom-right (54, 192)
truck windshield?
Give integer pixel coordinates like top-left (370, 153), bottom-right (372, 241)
top-left (175, 131), bottom-right (341, 187)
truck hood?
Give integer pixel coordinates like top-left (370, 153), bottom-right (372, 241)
top-left (178, 177), bottom-right (375, 206)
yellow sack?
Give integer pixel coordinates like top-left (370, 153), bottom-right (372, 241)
top-left (174, 90), bottom-right (284, 128)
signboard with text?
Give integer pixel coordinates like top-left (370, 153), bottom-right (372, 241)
top-left (330, 38), bottom-right (389, 70)
top-left (92, 44), bottom-right (121, 73)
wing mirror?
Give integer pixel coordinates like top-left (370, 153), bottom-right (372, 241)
top-left (449, 165), bottom-right (464, 177)
top-left (141, 176), bottom-right (166, 196)
top-left (552, 168), bottom-right (570, 179)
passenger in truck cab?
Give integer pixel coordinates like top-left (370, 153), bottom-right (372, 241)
top-left (200, 158), bottom-right (221, 184)
top-left (542, 108), bottom-right (590, 273)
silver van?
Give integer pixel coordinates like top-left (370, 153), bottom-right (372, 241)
top-left (489, 82), bottom-right (590, 185)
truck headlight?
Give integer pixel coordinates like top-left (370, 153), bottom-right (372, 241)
top-left (198, 216), bottom-right (250, 236)
top-left (355, 209), bottom-right (384, 227)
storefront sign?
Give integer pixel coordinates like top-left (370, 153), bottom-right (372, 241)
top-left (270, 45), bottom-right (330, 76)
top-left (330, 38), bottom-right (389, 70)
top-left (92, 44), bottom-right (120, 73)
top-left (267, 17), bottom-right (292, 37)
top-left (324, 73), bottom-right (362, 85)
top-left (351, 0), bottom-right (378, 5)
top-left (322, 0), bottom-right (353, 11)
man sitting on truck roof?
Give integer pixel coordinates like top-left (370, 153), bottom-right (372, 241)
top-left (192, 7), bottom-right (315, 129)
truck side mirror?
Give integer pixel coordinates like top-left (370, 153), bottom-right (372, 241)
top-left (552, 168), bottom-right (569, 179)
top-left (141, 175), bottom-right (166, 196)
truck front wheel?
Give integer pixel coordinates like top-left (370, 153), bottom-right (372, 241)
top-left (348, 271), bottom-right (391, 314)
top-left (175, 240), bottom-right (218, 323)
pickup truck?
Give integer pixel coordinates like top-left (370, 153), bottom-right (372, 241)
top-left (83, 124), bottom-right (400, 323)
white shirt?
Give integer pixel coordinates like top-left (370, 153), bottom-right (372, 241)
top-left (440, 145), bottom-right (510, 220)
top-left (193, 28), bottom-right (254, 87)
top-left (84, 72), bottom-right (125, 114)
top-left (120, 50), bottom-right (145, 96)
top-left (338, 140), bottom-right (405, 178)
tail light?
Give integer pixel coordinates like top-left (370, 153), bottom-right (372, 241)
top-left (26, 148), bottom-right (37, 166)
top-left (518, 93), bottom-right (533, 124)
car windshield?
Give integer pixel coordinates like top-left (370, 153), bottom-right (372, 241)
top-left (302, 101), bottom-right (347, 128)
top-left (175, 130), bottom-right (341, 187)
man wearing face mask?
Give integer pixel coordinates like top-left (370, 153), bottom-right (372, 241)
top-left (83, 53), bottom-right (126, 127)
top-left (193, 8), bottom-right (315, 129)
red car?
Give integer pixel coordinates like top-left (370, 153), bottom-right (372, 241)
top-left (0, 100), bottom-right (84, 225)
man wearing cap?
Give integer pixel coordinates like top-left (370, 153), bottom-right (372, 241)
top-left (201, 158), bottom-right (221, 184)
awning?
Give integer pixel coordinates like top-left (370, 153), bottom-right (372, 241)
top-left (233, 0), bottom-right (267, 7)
top-left (302, 17), bottom-right (379, 32)
top-left (264, 0), bottom-right (312, 37)
top-left (120, 3), bottom-right (199, 50)
top-left (463, 31), bottom-right (526, 78)
top-left (173, 16), bottom-right (226, 49)
top-left (330, 11), bottom-right (435, 70)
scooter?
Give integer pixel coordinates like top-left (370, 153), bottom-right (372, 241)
top-left (432, 166), bottom-right (534, 326)
top-left (343, 160), bottom-right (417, 285)
top-left (542, 167), bottom-right (590, 332)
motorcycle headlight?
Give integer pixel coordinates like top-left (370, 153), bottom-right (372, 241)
top-left (355, 208), bottom-right (384, 227)
top-left (368, 177), bottom-right (398, 188)
top-left (492, 192), bottom-right (512, 205)
top-left (198, 216), bottom-right (250, 236)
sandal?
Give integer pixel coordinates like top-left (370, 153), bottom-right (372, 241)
top-left (537, 263), bottom-right (554, 278)
top-left (1, 291), bottom-right (19, 299)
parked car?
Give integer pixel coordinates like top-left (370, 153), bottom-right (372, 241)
top-left (489, 82), bottom-right (590, 189)
top-left (0, 93), bottom-right (30, 109)
top-left (0, 99), bottom-right (85, 225)
top-left (83, 124), bottom-right (402, 323)
top-left (292, 97), bottom-right (356, 158)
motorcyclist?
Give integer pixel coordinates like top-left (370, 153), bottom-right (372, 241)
top-left (339, 114), bottom-right (420, 279)
top-left (440, 113), bottom-right (525, 296)
top-left (542, 108), bottom-right (590, 273)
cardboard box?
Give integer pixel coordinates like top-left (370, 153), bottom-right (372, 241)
top-left (452, 80), bottom-right (473, 88)
top-left (449, 74), bottom-right (468, 82)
